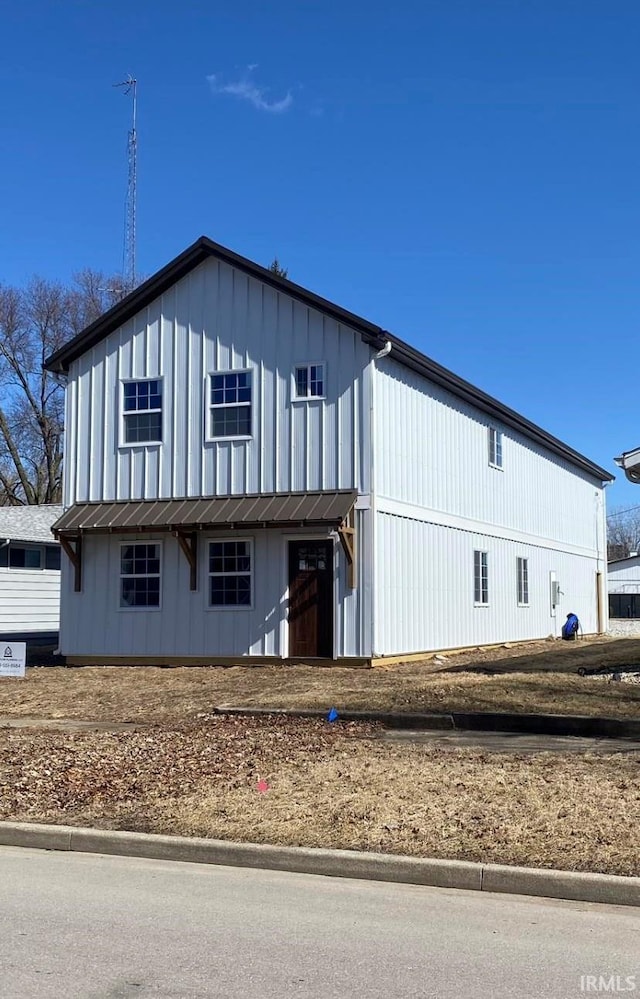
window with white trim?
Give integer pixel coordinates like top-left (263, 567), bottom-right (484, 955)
top-left (294, 363), bottom-right (325, 400)
top-left (208, 371), bottom-right (252, 439)
top-left (488, 427), bottom-right (503, 468)
top-left (120, 543), bottom-right (161, 608)
top-left (208, 540), bottom-right (252, 607)
top-left (517, 557), bottom-right (529, 605)
top-left (474, 550), bottom-right (489, 604)
top-left (122, 379), bottom-right (162, 444)
top-left (0, 543), bottom-right (60, 570)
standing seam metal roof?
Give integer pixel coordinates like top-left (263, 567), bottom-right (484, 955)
top-left (52, 492), bottom-right (357, 535)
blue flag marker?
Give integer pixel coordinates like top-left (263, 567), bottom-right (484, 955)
top-left (327, 707), bottom-right (339, 723)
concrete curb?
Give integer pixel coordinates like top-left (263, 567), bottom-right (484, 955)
top-left (213, 706), bottom-right (640, 740)
top-left (0, 821), bottom-right (638, 907)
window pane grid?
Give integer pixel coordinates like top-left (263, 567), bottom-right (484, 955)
top-left (208, 541), bottom-right (252, 607)
top-left (489, 428), bottom-right (503, 467)
top-left (295, 364), bottom-right (325, 398)
top-left (120, 543), bottom-right (161, 608)
top-left (517, 557), bottom-right (529, 604)
top-left (209, 372), bottom-right (252, 438)
top-left (123, 380), bottom-right (162, 444)
top-left (474, 550), bottom-right (488, 604)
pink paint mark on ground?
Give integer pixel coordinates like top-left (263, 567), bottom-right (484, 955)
top-left (257, 780), bottom-right (270, 793)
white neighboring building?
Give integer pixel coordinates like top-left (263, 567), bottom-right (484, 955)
top-left (0, 506), bottom-right (62, 642)
top-left (607, 555), bottom-right (640, 636)
top-left (45, 236), bottom-right (613, 665)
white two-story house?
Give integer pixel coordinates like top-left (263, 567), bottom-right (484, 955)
top-left (45, 236), bottom-right (612, 665)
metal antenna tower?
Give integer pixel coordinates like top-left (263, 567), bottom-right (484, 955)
top-left (113, 75), bottom-right (137, 288)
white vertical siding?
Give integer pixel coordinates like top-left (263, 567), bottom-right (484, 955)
top-left (371, 356), bottom-right (608, 653)
top-left (59, 526), bottom-right (370, 659)
top-left (374, 512), bottom-right (602, 655)
top-left (374, 358), bottom-right (606, 550)
top-left (0, 569), bottom-right (60, 635)
top-left (65, 259), bottom-right (371, 505)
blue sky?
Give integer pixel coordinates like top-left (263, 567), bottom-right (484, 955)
top-left (2, 1), bottom-right (639, 509)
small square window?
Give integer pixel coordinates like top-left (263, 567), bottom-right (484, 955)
top-left (294, 363), bottom-right (325, 400)
top-left (489, 427), bottom-right (503, 468)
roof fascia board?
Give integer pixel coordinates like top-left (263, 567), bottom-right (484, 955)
top-left (44, 236), bottom-right (384, 374)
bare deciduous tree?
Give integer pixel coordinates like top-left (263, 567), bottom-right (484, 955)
top-left (0, 271), bottom-right (132, 505)
top-left (607, 505), bottom-right (640, 561)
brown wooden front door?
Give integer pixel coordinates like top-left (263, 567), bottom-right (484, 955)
top-left (288, 540), bottom-right (333, 657)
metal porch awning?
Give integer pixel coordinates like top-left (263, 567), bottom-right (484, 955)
top-left (52, 490), bottom-right (358, 592)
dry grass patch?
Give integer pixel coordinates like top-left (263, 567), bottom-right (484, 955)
top-left (1, 646), bottom-right (640, 724)
top-left (0, 716), bottom-right (638, 877)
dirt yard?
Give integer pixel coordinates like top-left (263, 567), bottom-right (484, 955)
top-left (1, 638), bottom-right (638, 875)
top-left (1, 715), bottom-right (638, 877)
top-left (1, 635), bottom-right (640, 723)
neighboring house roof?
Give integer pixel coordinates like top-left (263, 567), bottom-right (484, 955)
top-left (0, 505), bottom-right (63, 544)
top-left (614, 447), bottom-right (640, 484)
top-left (44, 235), bottom-right (614, 484)
top-left (52, 491), bottom-right (357, 536)
top-left (608, 555), bottom-right (640, 567)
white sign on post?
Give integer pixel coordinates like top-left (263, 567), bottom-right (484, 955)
top-left (0, 642), bottom-right (26, 678)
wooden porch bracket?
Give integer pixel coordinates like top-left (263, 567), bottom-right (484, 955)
top-left (175, 530), bottom-right (198, 590)
top-left (59, 534), bottom-right (82, 592)
top-left (338, 508), bottom-right (357, 589)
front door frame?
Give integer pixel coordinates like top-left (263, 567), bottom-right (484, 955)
top-left (281, 532), bottom-right (338, 659)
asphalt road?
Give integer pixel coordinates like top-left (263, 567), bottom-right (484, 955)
top-left (0, 848), bottom-right (637, 998)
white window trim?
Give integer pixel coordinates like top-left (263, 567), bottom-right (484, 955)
top-left (473, 549), bottom-right (489, 606)
top-left (118, 539), bottom-right (163, 612)
top-left (292, 362), bottom-right (326, 402)
top-left (1, 542), bottom-right (61, 572)
top-left (206, 369), bottom-right (253, 442)
top-left (205, 536), bottom-right (254, 611)
top-left (119, 377), bottom-right (164, 449)
top-left (488, 427), bottom-right (503, 470)
top-left (517, 556), bottom-right (530, 607)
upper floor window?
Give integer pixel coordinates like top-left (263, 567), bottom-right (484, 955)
top-left (0, 543), bottom-right (60, 571)
top-left (208, 371), bottom-right (252, 439)
top-left (294, 363), bottom-right (325, 400)
top-left (122, 379), bottom-right (162, 445)
top-left (488, 427), bottom-right (503, 469)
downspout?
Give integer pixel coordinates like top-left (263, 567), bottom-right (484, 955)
top-left (369, 338), bottom-right (393, 658)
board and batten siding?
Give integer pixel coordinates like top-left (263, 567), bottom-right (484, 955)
top-left (63, 258), bottom-right (372, 506)
top-left (59, 516), bottom-right (371, 658)
top-left (0, 569), bottom-right (60, 636)
top-left (371, 357), bottom-right (607, 654)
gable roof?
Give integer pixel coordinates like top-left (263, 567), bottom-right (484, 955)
top-left (0, 505), bottom-right (63, 544)
top-left (44, 235), bottom-right (613, 484)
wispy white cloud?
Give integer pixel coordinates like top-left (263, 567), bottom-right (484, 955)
top-left (207, 67), bottom-right (293, 114)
